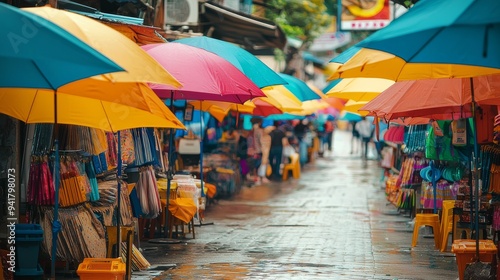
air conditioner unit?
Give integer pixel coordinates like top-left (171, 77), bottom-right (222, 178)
top-left (164, 0), bottom-right (199, 26)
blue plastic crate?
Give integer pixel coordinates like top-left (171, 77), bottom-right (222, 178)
top-left (15, 224), bottom-right (43, 241)
top-left (14, 224), bottom-right (44, 273)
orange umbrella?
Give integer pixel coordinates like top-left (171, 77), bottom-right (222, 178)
top-left (360, 75), bottom-right (500, 121)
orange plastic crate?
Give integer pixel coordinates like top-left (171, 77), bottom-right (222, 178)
top-left (451, 239), bottom-right (497, 280)
top-left (77, 258), bottom-right (125, 280)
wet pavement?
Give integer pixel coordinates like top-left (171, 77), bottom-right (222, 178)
top-left (135, 130), bottom-right (459, 280)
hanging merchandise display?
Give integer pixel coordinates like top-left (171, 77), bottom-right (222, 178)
top-left (27, 157), bottom-right (55, 206)
top-left (134, 166), bottom-right (162, 219)
top-left (480, 144), bottom-right (500, 194)
top-left (403, 124), bottom-right (428, 153)
top-left (39, 204), bottom-right (107, 266)
top-left (425, 120), bottom-right (462, 162)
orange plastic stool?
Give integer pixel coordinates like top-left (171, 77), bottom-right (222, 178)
top-left (412, 213), bottom-right (441, 249)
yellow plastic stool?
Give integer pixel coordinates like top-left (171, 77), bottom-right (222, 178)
top-left (282, 153), bottom-right (300, 181)
top-left (440, 200), bottom-right (456, 252)
top-left (412, 213), bottom-right (441, 249)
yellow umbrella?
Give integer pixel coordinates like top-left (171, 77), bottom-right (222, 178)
top-left (24, 6), bottom-right (181, 87)
top-left (328, 47), bottom-right (500, 81)
top-left (295, 100), bottom-right (330, 116)
top-left (325, 78), bottom-right (395, 102)
top-left (0, 87), bottom-right (186, 131)
top-left (262, 86), bottom-right (303, 112)
top-left (343, 100), bottom-right (370, 116)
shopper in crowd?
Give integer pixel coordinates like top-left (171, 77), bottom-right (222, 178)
top-left (268, 121), bottom-right (289, 181)
top-left (324, 118), bottom-right (335, 153)
top-left (247, 117), bottom-right (264, 183)
top-left (258, 125), bottom-right (273, 184)
top-left (294, 118), bottom-right (310, 166)
top-left (237, 130), bottom-right (250, 180)
top-left (355, 117), bottom-right (375, 161)
top-left (350, 120), bottom-right (360, 155)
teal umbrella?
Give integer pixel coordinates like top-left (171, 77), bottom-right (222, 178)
top-left (278, 73), bottom-right (321, 101)
top-left (339, 111), bottom-right (362, 122)
top-left (176, 36), bottom-right (287, 88)
top-left (328, 0), bottom-right (500, 264)
top-left (329, 0), bottom-right (500, 81)
top-left (1, 4), bottom-right (123, 277)
top-left (264, 113), bottom-right (306, 121)
top-left (0, 3), bottom-right (122, 89)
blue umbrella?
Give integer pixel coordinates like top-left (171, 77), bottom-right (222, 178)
top-left (278, 73), bottom-right (322, 101)
top-left (329, 0), bottom-right (500, 81)
top-left (176, 36), bottom-right (287, 88)
top-left (0, 2), bottom-right (122, 89)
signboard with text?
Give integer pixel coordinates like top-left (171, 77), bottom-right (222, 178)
top-left (337, 0), bottom-right (392, 31)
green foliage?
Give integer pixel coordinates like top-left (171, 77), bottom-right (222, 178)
top-left (265, 0), bottom-right (332, 44)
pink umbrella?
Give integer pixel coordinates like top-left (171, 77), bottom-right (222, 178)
top-left (141, 43), bottom-right (266, 103)
top-left (142, 43), bottom-right (266, 234)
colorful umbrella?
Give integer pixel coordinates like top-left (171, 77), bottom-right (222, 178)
top-left (339, 111), bottom-right (363, 122)
top-left (360, 76), bottom-right (500, 121)
top-left (142, 42), bottom-right (267, 234)
top-left (175, 36), bottom-right (287, 88)
top-left (325, 78), bottom-right (394, 102)
top-left (142, 43), bottom-right (265, 103)
top-left (0, 86), bottom-right (186, 131)
top-left (328, 0), bottom-right (500, 254)
top-left (343, 100), bottom-right (370, 116)
top-left (24, 6), bottom-right (181, 86)
top-left (328, 0), bottom-right (500, 81)
top-left (262, 86), bottom-right (303, 111)
top-left (278, 73), bottom-right (322, 101)
top-left (264, 113), bottom-right (306, 121)
top-left (0, 2), bottom-right (122, 89)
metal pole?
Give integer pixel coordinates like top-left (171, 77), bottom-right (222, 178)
top-left (200, 101), bottom-right (205, 199)
top-left (470, 77), bottom-right (480, 259)
top-left (51, 91), bottom-right (61, 279)
top-left (115, 131), bottom-right (122, 258)
top-left (164, 92), bottom-right (175, 236)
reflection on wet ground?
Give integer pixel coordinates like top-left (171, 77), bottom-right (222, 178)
top-left (138, 130), bottom-right (459, 280)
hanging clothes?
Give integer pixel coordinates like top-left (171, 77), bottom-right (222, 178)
top-left (120, 129), bottom-right (135, 165)
top-left (134, 165), bottom-right (161, 219)
top-left (27, 157), bottom-right (55, 206)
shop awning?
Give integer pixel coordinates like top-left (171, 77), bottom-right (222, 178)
top-left (200, 2), bottom-right (287, 51)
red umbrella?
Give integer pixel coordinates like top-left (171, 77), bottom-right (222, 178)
top-left (141, 43), bottom-right (265, 103)
top-left (360, 75), bottom-right (500, 121)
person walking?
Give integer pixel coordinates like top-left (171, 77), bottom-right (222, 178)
top-left (324, 118), bottom-right (335, 153)
top-left (350, 120), bottom-right (360, 155)
top-left (247, 118), bottom-right (264, 183)
top-left (355, 117), bottom-right (374, 161)
top-left (268, 122), bottom-right (288, 181)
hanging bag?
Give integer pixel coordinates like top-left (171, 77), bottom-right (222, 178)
top-left (451, 119), bottom-right (467, 146)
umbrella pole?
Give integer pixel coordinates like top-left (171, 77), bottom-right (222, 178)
top-left (115, 131), bottom-right (122, 258)
top-left (430, 160), bottom-right (437, 214)
top-left (470, 77), bottom-right (480, 260)
top-left (51, 92), bottom-right (61, 279)
top-left (198, 104), bottom-right (213, 227)
top-left (164, 92), bottom-right (174, 237)
top-left (199, 101), bottom-right (205, 218)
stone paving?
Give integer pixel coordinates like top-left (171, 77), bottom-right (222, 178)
top-left (135, 130), bottom-right (459, 280)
